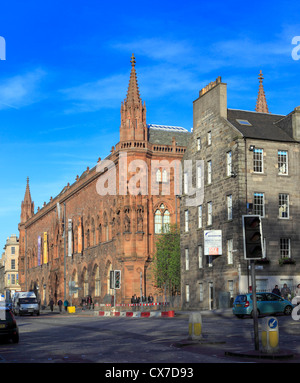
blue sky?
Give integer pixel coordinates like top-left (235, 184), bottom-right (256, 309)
top-left (0, 0), bottom-right (300, 249)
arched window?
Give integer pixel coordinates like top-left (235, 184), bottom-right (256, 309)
top-left (94, 265), bottom-right (101, 297)
top-left (164, 210), bottom-right (170, 228)
top-left (86, 228), bottom-right (90, 248)
top-left (98, 224), bottom-right (102, 243)
top-left (104, 212), bottom-right (109, 241)
top-left (154, 204), bottom-right (171, 234)
top-left (162, 169), bottom-right (168, 183)
top-left (107, 263), bottom-right (113, 295)
top-left (91, 218), bottom-right (95, 246)
top-left (83, 268), bottom-right (89, 297)
top-left (72, 270), bottom-right (78, 299)
top-left (154, 210), bottom-right (162, 234)
top-left (156, 169), bottom-right (162, 182)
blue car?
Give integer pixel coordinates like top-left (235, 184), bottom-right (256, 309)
top-left (233, 292), bottom-right (294, 318)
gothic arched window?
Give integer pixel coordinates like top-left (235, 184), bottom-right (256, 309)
top-left (154, 204), bottom-right (171, 234)
top-left (156, 169), bottom-right (162, 182)
top-left (162, 169), bottom-right (168, 183)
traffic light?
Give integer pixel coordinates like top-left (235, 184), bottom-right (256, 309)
top-left (114, 270), bottom-right (121, 289)
top-left (110, 270), bottom-right (114, 289)
top-left (242, 215), bottom-right (263, 260)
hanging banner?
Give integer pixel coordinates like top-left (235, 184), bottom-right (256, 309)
top-left (38, 236), bottom-right (41, 266)
top-left (57, 202), bottom-right (61, 220)
top-left (43, 232), bottom-right (48, 263)
top-left (78, 217), bottom-right (82, 253)
top-left (68, 218), bottom-right (72, 256)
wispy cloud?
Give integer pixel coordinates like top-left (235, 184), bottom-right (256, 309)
top-left (0, 68), bottom-right (46, 110)
top-left (57, 25), bottom-right (299, 114)
top-left (60, 73), bottom-right (128, 113)
top-left (112, 38), bottom-right (193, 64)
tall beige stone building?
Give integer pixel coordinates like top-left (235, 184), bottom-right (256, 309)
top-left (180, 73), bottom-right (300, 310)
top-left (0, 234), bottom-right (21, 299)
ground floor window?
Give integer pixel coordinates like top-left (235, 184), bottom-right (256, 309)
top-left (185, 285), bottom-right (190, 303)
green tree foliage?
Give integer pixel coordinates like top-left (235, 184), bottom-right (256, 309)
top-left (152, 224), bottom-right (181, 296)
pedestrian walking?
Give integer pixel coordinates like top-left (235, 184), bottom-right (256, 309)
top-left (87, 295), bottom-right (92, 310)
top-left (294, 284), bottom-right (300, 304)
top-left (58, 299), bottom-right (63, 313)
top-left (272, 285), bottom-right (281, 296)
top-left (49, 298), bottom-right (54, 312)
top-left (64, 299), bottom-right (69, 312)
top-left (148, 293), bottom-right (154, 303)
top-left (281, 283), bottom-right (291, 300)
top-left (132, 294), bottom-right (138, 311)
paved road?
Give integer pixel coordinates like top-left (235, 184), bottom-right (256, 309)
top-left (0, 309), bottom-right (299, 366)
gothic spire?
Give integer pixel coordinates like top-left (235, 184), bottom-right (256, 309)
top-left (255, 70), bottom-right (269, 114)
top-left (125, 54), bottom-right (142, 105)
top-left (21, 177), bottom-right (34, 223)
top-left (120, 54), bottom-right (147, 142)
top-left (24, 177), bottom-right (31, 202)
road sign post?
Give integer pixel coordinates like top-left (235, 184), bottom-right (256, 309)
top-left (262, 317), bottom-right (279, 353)
top-left (68, 279), bottom-right (81, 307)
top-left (243, 216), bottom-right (262, 351)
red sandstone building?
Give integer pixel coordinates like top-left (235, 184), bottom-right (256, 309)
top-left (18, 55), bottom-right (190, 306)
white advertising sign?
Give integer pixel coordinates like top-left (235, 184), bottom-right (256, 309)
top-left (204, 230), bottom-right (222, 256)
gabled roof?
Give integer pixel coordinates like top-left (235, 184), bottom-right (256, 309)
top-left (147, 124), bottom-right (191, 146)
top-left (227, 109), bottom-right (296, 142)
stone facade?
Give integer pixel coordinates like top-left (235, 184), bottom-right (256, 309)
top-left (180, 75), bottom-right (300, 310)
top-left (18, 55), bottom-right (191, 306)
top-left (0, 234), bottom-right (21, 299)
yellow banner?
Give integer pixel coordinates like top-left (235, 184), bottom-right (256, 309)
top-left (78, 218), bottom-right (82, 253)
top-left (43, 232), bottom-right (48, 263)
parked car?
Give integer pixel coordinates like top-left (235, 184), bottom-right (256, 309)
top-left (0, 307), bottom-right (19, 343)
top-left (232, 292), bottom-right (294, 318)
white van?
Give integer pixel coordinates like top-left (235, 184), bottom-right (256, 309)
top-left (13, 291), bottom-right (40, 316)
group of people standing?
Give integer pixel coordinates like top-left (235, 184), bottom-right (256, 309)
top-left (48, 298), bottom-right (70, 312)
top-left (272, 283), bottom-right (300, 301)
top-left (131, 293), bottom-right (154, 304)
top-left (81, 295), bottom-right (93, 310)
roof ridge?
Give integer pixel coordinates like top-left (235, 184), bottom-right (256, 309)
top-left (227, 108), bottom-right (285, 117)
top-left (147, 123), bottom-right (189, 132)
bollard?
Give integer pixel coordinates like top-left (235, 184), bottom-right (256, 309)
top-left (188, 312), bottom-right (202, 340)
top-left (261, 317), bottom-right (279, 353)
